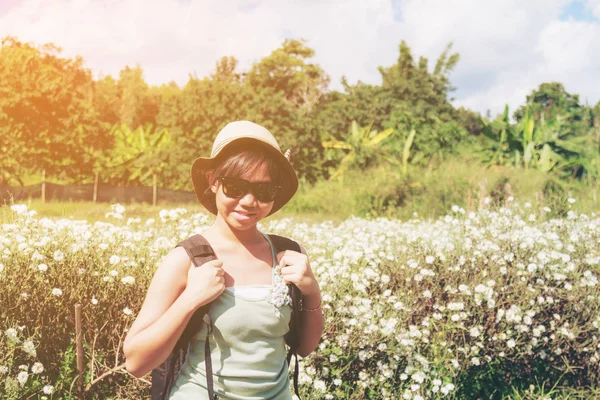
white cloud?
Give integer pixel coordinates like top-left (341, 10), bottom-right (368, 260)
top-left (395, 0), bottom-right (600, 115)
top-left (0, 0), bottom-right (599, 117)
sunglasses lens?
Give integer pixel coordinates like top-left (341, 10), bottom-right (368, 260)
top-left (220, 177), bottom-right (279, 202)
top-left (254, 184), bottom-right (279, 202)
top-left (221, 179), bottom-right (247, 198)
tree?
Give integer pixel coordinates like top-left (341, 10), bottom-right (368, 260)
top-left (105, 124), bottom-right (172, 185)
top-left (0, 37), bottom-right (103, 184)
top-left (513, 83), bottom-right (584, 139)
top-left (479, 104), bottom-right (590, 178)
top-left (117, 65), bottom-right (159, 128)
top-left (245, 39), bottom-right (330, 113)
top-left (322, 121), bottom-right (395, 179)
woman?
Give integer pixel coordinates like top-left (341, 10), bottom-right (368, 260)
top-left (123, 121), bottom-right (324, 399)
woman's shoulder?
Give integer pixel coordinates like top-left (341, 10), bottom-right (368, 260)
top-left (155, 246), bottom-right (192, 277)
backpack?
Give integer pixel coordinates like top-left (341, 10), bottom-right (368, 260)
top-left (150, 233), bottom-right (303, 400)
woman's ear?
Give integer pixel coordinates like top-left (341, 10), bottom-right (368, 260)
top-left (206, 171), bottom-right (218, 194)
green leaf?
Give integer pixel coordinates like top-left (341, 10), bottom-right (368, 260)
top-left (367, 128), bottom-right (395, 146)
top-left (322, 140), bottom-right (353, 150)
top-left (524, 142), bottom-right (535, 166)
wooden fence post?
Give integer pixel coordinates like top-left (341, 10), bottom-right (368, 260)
top-left (93, 173), bottom-right (99, 203)
top-left (153, 173), bottom-right (157, 206)
top-left (41, 169), bottom-right (46, 203)
top-left (75, 304), bottom-right (84, 399)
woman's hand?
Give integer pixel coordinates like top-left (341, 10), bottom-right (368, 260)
top-left (277, 250), bottom-right (320, 297)
top-left (181, 259), bottom-right (226, 309)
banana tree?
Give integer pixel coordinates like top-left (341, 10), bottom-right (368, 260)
top-left (478, 105), bottom-right (522, 167)
top-left (384, 128), bottom-right (416, 176)
top-left (322, 120), bottom-right (395, 180)
top-left (479, 105), bottom-right (588, 177)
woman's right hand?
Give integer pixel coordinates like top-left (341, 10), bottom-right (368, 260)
top-left (182, 259), bottom-right (226, 309)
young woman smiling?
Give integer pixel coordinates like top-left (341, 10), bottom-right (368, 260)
top-left (123, 121), bottom-right (324, 399)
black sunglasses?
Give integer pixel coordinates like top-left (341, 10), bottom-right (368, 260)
top-left (218, 177), bottom-right (281, 203)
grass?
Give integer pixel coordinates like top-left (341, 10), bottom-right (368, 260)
top-left (5, 156), bottom-right (600, 224)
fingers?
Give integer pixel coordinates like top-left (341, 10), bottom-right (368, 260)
top-left (277, 250), bottom-right (305, 267)
top-left (208, 260), bottom-right (224, 268)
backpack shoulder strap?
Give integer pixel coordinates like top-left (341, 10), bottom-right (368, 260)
top-left (176, 234), bottom-right (216, 267)
top-left (268, 234), bottom-right (301, 254)
top-left (173, 234), bottom-right (217, 351)
top-left (267, 233), bottom-right (303, 399)
top-left (153, 234), bottom-right (218, 400)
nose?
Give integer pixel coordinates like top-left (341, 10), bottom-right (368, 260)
top-left (238, 191), bottom-right (258, 206)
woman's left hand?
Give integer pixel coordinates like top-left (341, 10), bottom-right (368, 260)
top-left (277, 249), bottom-right (320, 297)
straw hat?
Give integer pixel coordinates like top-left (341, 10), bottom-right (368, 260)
top-left (191, 120), bottom-right (298, 216)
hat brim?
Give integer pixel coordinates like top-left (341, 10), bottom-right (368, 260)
top-left (191, 138), bottom-right (298, 216)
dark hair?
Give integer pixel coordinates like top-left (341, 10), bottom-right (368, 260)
top-left (204, 139), bottom-right (284, 198)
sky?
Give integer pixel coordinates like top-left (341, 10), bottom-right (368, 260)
top-left (1, 0), bottom-right (599, 117)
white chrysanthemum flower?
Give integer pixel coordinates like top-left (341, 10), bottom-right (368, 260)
top-left (123, 307), bottom-right (133, 316)
top-left (109, 255), bottom-right (121, 265)
top-left (313, 379), bottom-right (326, 391)
top-left (31, 362), bottom-right (44, 374)
top-left (411, 371), bottom-right (426, 383)
top-left (52, 288), bottom-right (63, 297)
top-left (448, 302), bottom-right (464, 311)
top-left (23, 341), bottom-right (36, 357)
top-left (53, 250), bottom-right (65, 262)
top-left (5, 328), bottom-right (19, 342)
top-left (121, 276), bottom-right (135, 285)
top-left (17, 371), bottom-right (28, 386)
top-left (470, 327), bottom-right (481, 338)
top-left (43, 385), bottom-right (55, 394)
top-left (11, 204), bottom-right (29, 215)
top-left (91, 297), bottom-right (98, 305)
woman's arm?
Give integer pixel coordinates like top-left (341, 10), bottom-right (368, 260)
top-left (279, 245), bottom-right (324, 358)
top-left (123, 246), bottom-right (225, 378)
top-left (297, 287), bottom-right (324, 357)
top-left (123, 247), bottom-right (196, 378)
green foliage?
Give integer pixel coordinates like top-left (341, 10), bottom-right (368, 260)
top-left (245, 38), bottom-right (330, 113)
top-left (479, 99), bottom-right (600, 183)
top-left (104, 124), bottom-right (172, 185)
top-left (0, 37), bottom-right (105, 185)
top-left (2, 34), bottom-right (599, 196)
top-left (322, 121), bottom-right (395, 179)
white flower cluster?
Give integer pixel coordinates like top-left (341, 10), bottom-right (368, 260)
top-left (3, 201), bottom-right (600, 398)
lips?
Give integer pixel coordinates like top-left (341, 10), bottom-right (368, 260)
top-left (232, 210), bottom-right (256, 221)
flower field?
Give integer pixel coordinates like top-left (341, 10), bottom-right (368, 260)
top-left (1, 201), bottom-right (600, 399)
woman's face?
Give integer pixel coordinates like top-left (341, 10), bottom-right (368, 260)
top-left (210, 161), bottom-right (275, 231)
